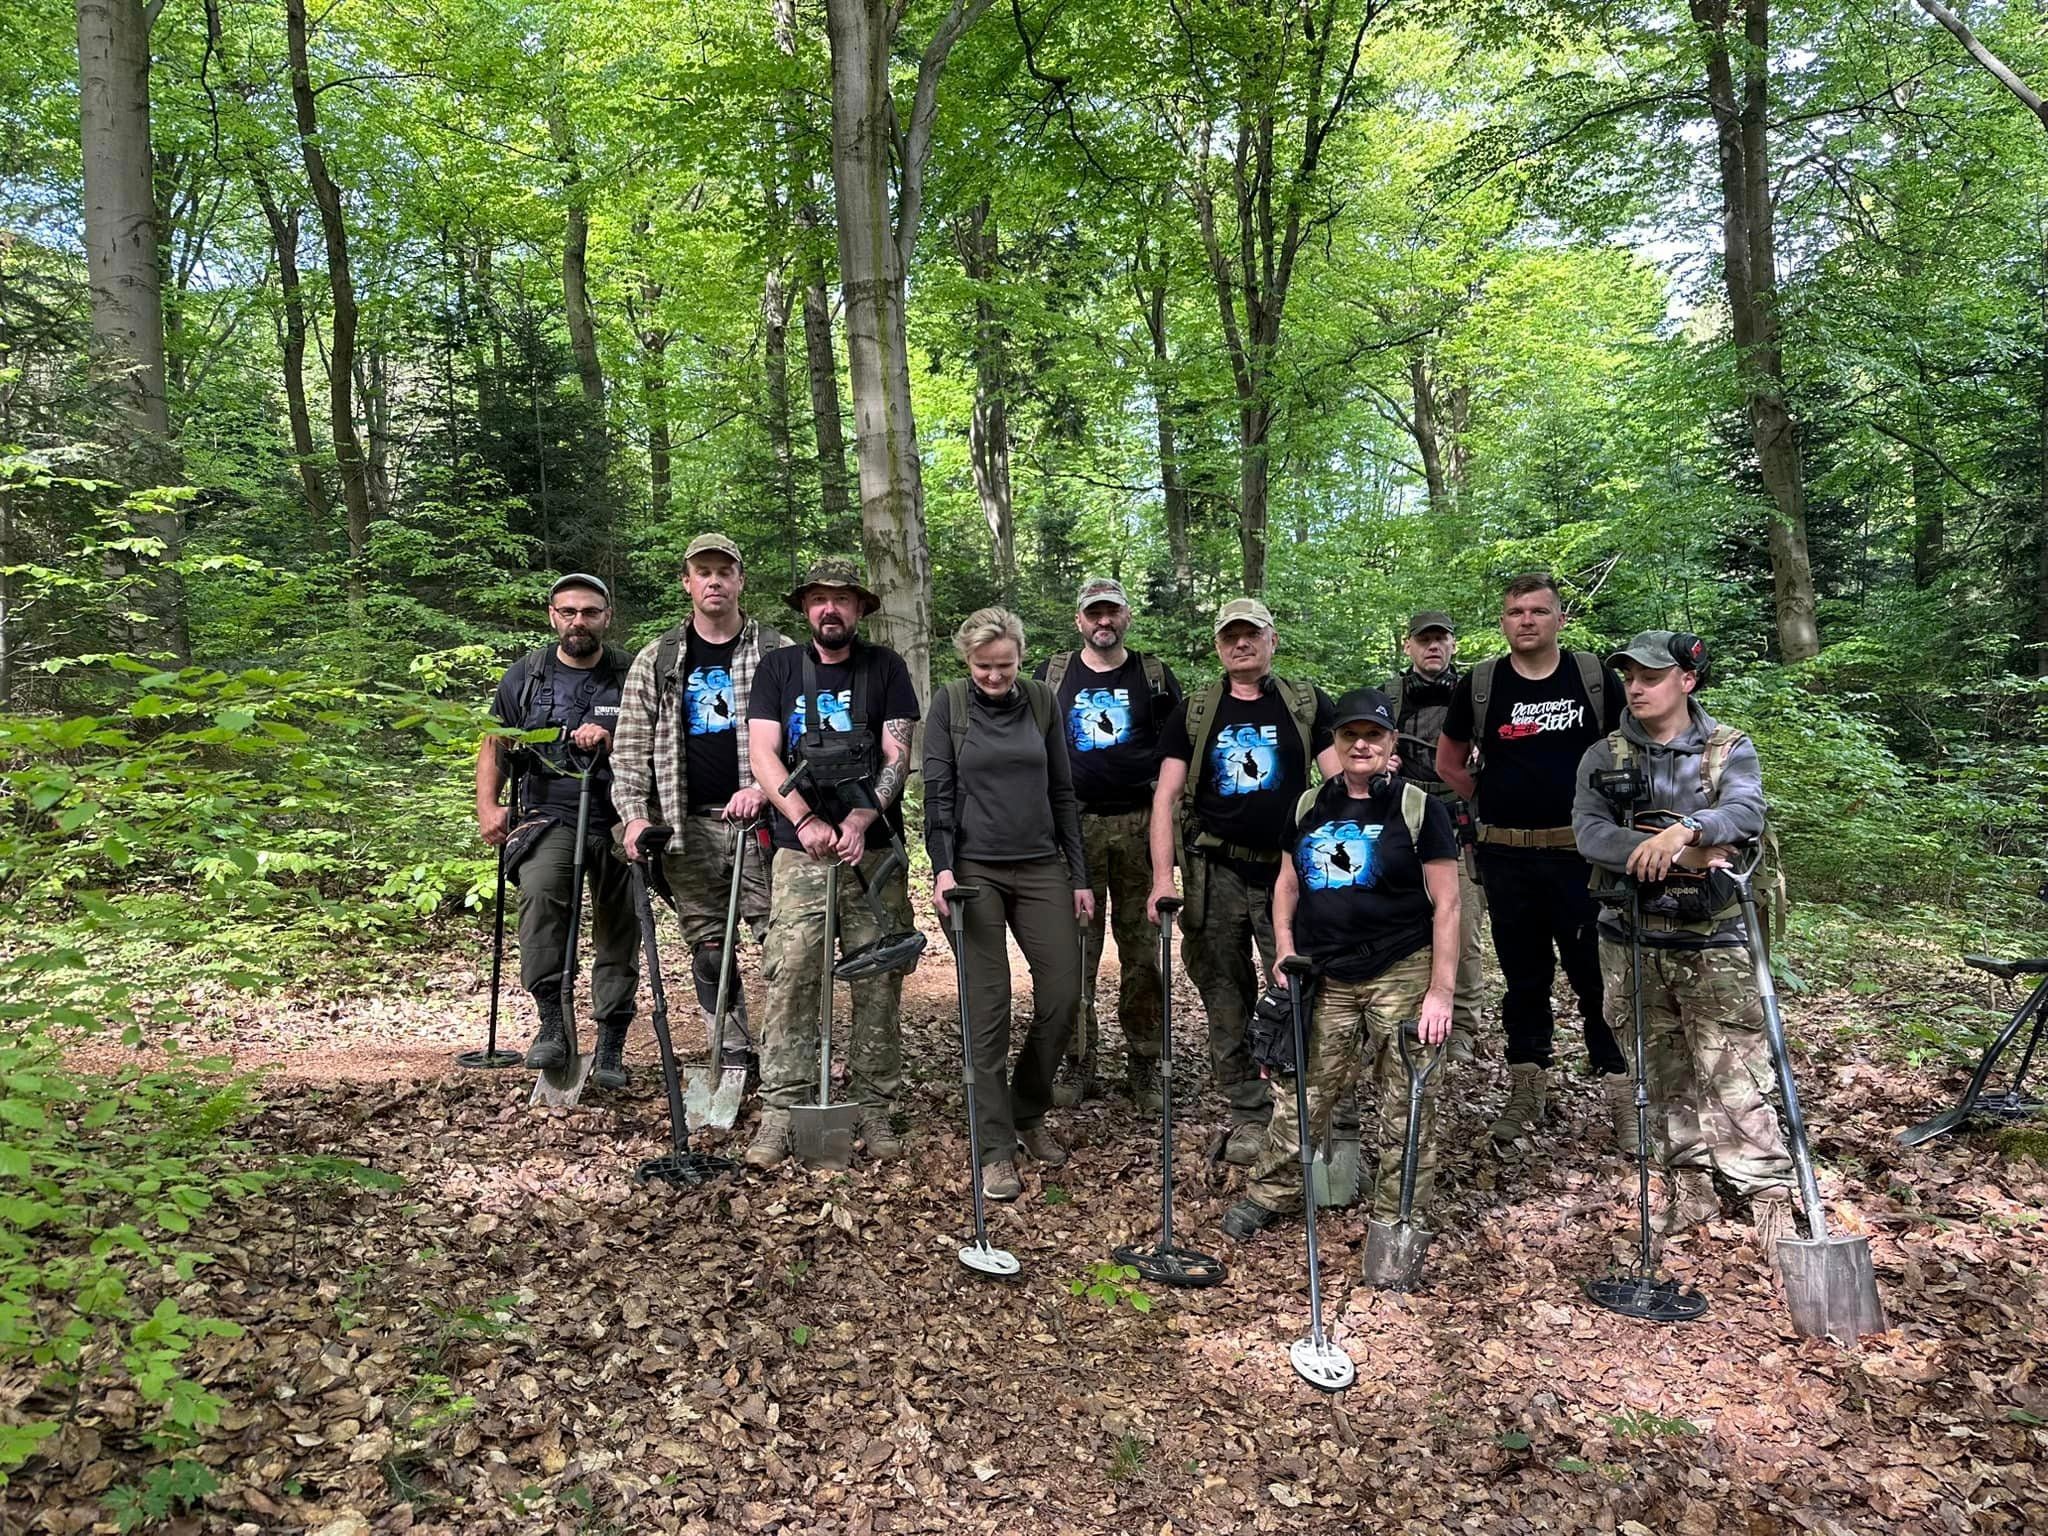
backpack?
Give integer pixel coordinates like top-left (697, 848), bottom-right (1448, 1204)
top-left (1044, 650), bottom-right (1170, 714)
top-left (651, 617), bottom-right (786, 704)
top-left (1388, 664), bottom-right (1461, 794)
top-left (945, 676), bottom-right (1056, 754)
top-left (1178, 675), bottom-right (1320, 815)
top-left (1606, 723), bottom-right (1786, 948)
top-left (1468, 651), bottom-right (1606, 760)
top-left (1290, 779), bottom-right (1434, 905)
top-left (510, 642), bottom-right (631, 727)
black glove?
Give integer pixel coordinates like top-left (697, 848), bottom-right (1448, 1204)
top-left (1248, 982), bottom-right (1300, 1076)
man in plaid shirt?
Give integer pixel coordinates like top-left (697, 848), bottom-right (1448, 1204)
top-left (615, 533), bottom-right (788, 1083)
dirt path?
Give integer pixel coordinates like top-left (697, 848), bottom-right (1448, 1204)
top-left (18, 927), bottom-right (2048, 1535)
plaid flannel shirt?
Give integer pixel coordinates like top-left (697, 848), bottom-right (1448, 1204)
top-left (610, 615), bottom-right (786, 827)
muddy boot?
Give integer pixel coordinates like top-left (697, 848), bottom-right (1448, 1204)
top-left (591, 1022), bottom-right (630, 1091)
top-left (1604, 1072), bottom-right (1641, 1155)
top-left (1223, 1119), bottom-right (1266, 1167)
top-left (1488, 1062), bottom-right (1548, 1145)
top-left (1050, 1049), bottom-right (1103, 1108)
top-left (1749, 1189), bottom-right (1795, 1260)
top-left (523, 994), bottom-right (567, 1071)
top-left (744, 1110), bottom-right (791, 1170)
top-left (1654, 1168), bottom-right (1722, 1237)
top-left (1125, 1056), bottom-right (1163, 1115)
top-left (1446, 1026), bottom-right (1476, 1066)
top-left (856, 1107), bottom-right (903, 1162)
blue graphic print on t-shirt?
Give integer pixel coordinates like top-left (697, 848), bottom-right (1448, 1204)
top-left (687, 666), bottom-right (736, 735)
top-left (787, 688), bottom-right (854, 743)
top-left (1299, 819), bottom-right (1382, 891)
top-left (1070, 687), bottom-right (1132, 753)
top-left (1211, 722), bottom-right (1281, 796)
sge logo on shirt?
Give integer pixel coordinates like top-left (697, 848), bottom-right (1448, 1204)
top-left (1070, 688), bottom-right (1132, 752)
top-left (1211, 723), bottom-right (1281, 796)
top-left (687, 667), bottom-right (736, 735)
top-left (788, 689), bottom-right (854, 741)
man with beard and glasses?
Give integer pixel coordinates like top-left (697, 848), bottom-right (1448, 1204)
top-left (476, 574), bottom-right (639, 1083)
top-left (613, 534), bottom-right (788, 1090)
top-left (743, 559), bottom-right (921, 1170)
top-left (1033, 576), bottom-right (1184, 1111)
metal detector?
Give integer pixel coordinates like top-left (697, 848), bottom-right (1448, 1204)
top-left (774, 762), bottom-right (926, 980)
top-left (1584, 863), bottom-right (1709, 1324)
top-left (459, 781), bottom-right (526, 1070)
top-left (1900, 886), bottom-right (2048, 1146)
top-left (1279, 956), bottom-right (1355, 1391)
top-left (627, 829), bottom-right (736, 1188)
top-left (682, 819), bottom-right (757, 1131)
top-left (531, 745), bottom-right (602, 1110)
top-left (946, 884), bottom-right (1021, 1277)
top-left (1112, 898), bottom-right (1224, 1288)
top-left (1731, 863), bottom-right (1888, 1341)
top-left (1361, 1020), bottom-right (1442, 1292)
top-left (789, 861), bottom-right (861, 1168)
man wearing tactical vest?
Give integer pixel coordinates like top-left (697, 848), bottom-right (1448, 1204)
top-left (476, 574), bottom-right (638, 1084)
top-left (1436, 573), bottom-right (1631, 1148)
top-left (1148, 597), bottom-right (1339, 1165)
top-left (1387, 610), bottom-right (1487, 1064)
top-left (1573, 631), bottom-right (1796, 1250)
top-left (613, 533), bottom-right (787, 1086)
top-left (744, 558), bottom-right (921, 1170)
top-left (1035, 575), bottom-right (1185, 1112)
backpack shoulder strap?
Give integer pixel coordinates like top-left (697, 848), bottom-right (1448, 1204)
top-left (1469, 656), bottom-right (1498, 738)
top-left (1292, 784), bottom-right (1323, 832)
top-left (1400, 781), bottom-right (1427, 847)
top-left (1700, 722), bottom-right (1745, 798)
top-left (1139, 651), bottom-right (1166, 699)
top-left (1607, 728), bottom-right (1633, 768)
top-left (513, 645), bottom-right (555, 723)
top-left (1273, 675), bottom-right (1318, 766)
top-left (1023, 677), bottom-right (1056, 736)
top-left (945, 678), bottom-right (971, 756)
top-left (1572, 650), bottom-right (1605, 726)
top-left (652, 624), bottom-right (690, 698)
top-left (1179, 679), bottom-right (1226, 808)
top-left (1046, 651), bottom-right (1073, 694)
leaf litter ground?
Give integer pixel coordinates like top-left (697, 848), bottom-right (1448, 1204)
top-left (13, 920), bottom-right (2047, 1535)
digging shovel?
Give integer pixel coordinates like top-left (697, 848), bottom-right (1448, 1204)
top-left (789, 860), bottom-right (861, 1169)
top-left (683, 819), bottom-right (755, 1131)
top-left (1731, 865), bottom-right (1888, 1342)
top-left (532, 745), bottom-right (602, 1110)
top-left (1361, 1020), bottom-right (1441, 1292)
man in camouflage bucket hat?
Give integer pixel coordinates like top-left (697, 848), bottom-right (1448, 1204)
top-left (1572, 630), bottom-right (1796, 1255)
top-left (783, 556), bottom-right (882, 616)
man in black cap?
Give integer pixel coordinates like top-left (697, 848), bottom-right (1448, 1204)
top-left (476, 574), bottom-right (639, 1081)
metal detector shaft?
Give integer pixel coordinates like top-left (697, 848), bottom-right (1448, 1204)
top-left (1156, 899), bottom-right (1183, 1249)
top-left (1282, 958), bottom-right (1330, 1343)
top-left (708, 819), bottom-right (752, 1077)
top-left (559, 753), bottom-right (597, 1051)
top-left (819, 860), bottom-right (839, 1100)
top-left (1628, 879), bottom-right (1655, 1273)
top-left (486, 839), bottom-right (508, 1048)
top-left (950, 886), bottom-right (993, 1247)
top-left (634, 854), bottom-right (692, 1160)
top-left (1734, 879), bottom-right (1827, 1235)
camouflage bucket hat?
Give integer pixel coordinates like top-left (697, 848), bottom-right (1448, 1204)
top-left (784, 556), bottom-right (881, 616)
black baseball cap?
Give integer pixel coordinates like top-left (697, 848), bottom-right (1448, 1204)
top-left (1330, 687), bottom-right (1398, 734)
top-left (1407, 611), bottom-right (1456, 637)
top-left (548, 572), bottom-right (611, 605)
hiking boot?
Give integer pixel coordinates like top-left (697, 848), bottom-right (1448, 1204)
top-left (523, 996), bottom-right (568, 1071)
top-left (1223, 1120), bottom-right (1266, 1167)
top-left (856, 1107), bottom-right (903, 1162)
top-left (1750, 1191), bottom-right (1795, 1260)
top-left (980, 1160), bottom-right (1022, 1202)
top-left (1605, 1072), bottom-right (1641, 1156)
top-left (591, 1022), bottom-right (631, 1091)
top-left (1050, 1053), bottom-right (1104, 1108)
top-left (1125, 1056), bottom-right (1164, 1115)
top-left (730, 1050), bottom-right (761, 1092)
top-left (1488, 1063), bottom-right (1548, 1144)
top-left (1018, 1123), bottom-right (1068, 1167)
top-left (744, 1110), bottom-right (791, 1170)
top-left (1222, 1198), bottom-right (1285, 1241)
top-left (1653, 1169), bottom-right (1722, 1237)
top-left (1446, 1027), bottom-right (1476, 1066)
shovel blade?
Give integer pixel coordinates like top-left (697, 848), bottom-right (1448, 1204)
top-left (1776, 1234), bottom-right (1888, 1342)
top-left (1312, 1138), bottom-right (1363, 1210)
top-left (788, 1103), bottom-right (861, 1169)
top-left (683, 1065), bottom-right (748, 1131)
top-left (530, 1050), bottom-right (594, 1110)
top-left (1361, 1216), bottom-right (1435, 1291)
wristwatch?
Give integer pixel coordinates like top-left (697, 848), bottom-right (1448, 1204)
top-left (1677, 815), bottom-right (1702, 843)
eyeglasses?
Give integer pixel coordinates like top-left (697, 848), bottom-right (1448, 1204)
top-left (551, 604), bottom-right (609, 620)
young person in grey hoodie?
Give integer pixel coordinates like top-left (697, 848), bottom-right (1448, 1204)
top-left (925, 608), bottom-right (1093, 1203)
top-left (1573, 630), bottom-right (1795, 1255)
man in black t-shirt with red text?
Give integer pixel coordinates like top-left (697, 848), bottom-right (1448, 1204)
top-left (1437, 572), bottom-right (1630, 1148)
top-left (1148, 597), bottom-right (1338, 1165)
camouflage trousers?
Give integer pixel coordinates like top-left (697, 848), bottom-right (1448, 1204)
top-left (1601, 940), bottom-right (1794, 1198)
top-left (659, 815), bottom-right (772, 1056)
top-left (1450, 848), bottom-right (1487, 1038)
top-left (1069, 809), bottom-right (1165, 1071)
top-left (1180, 855), bottom-right (1280, 1127)
top-left (758, 845), bottom-right (913, 1113)
top-left (1247, 950), bottom-right (1437, 1218)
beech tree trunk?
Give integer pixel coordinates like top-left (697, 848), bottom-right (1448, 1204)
top-left (1134, 229), bottom-right (1192, 606)
top-left (551, 105), bottom-right (605, 420)
top-left (800, 241), bottom-right (852, 534)
top-left (954, 197), bottom-right (1016, 603)
top-left (250, 170), bottom-right (331, 535)
top-left (286, 0), bottom-right (373, 568)
top-left (822, 0), bottom-right (993, 704)
top-left (764, 262), bottom-right (800, 532)
top-left (1409, 352), bottom-right (1452, 515)
top-left (1693, 0), bottom-right (1821, 662)
top-left (75, 0), bottom-right (188, 656)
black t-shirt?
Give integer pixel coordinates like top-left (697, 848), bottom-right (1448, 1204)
top-left (1033, 651), bottom-right (1184, 814)
top-left (681, 628), bottom-right (743, 809)
top-left (1442, 655), bottom-right (1622, 831)
top-left (490, 648), bottom-right (625, 828)
top-left (748, 640), bottom-right (921, 851)
top-left (1286, 781), bottom-right (1458, 982)
top-left (1158, 680), bottom-right (1337, 863)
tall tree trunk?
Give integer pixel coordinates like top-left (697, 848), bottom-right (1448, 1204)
top-left (286, 0), bottom-right (372, 569)
top-left (1409, 351), bottom-right (1452, 515)
top-left (1134, 228), bottom-right (1193, 606)
top-left (75, 0), bottom-right (187, 657)
top-left (249, 169), bottom-right (332, 537)
top-left (2038, 221), bottom-right (2048, 675)
top-left (822, 0), bottom-right (994, 704)
top-left (357, 334), bottom-right (393, 519)
top-left (638, 287), bottom-right (671, 518)
top-left (550, 105), bottom-right (605, 419)
top-left (1693, 0), bottom-right (1820, 661)
top-left (764, 261), bottom-right (800, 535)
top-left (954, 197), bottom-right (1016, 603)
top-left (799, 238), bottom-right (852, 536)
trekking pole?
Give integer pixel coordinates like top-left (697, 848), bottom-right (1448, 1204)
top-left (461, 758), bottom-right (525, 1069)
top-left (948, 885), bottom-right (1020, 1277)
top-left (631, 827), bottom-right (736, 1188)
top-left (1112, 897), bottom-right (1223, 1286)
top-left (532, 743), bottom-right (601, 1109)
top-left (1280, 955), bottom-right (1354, 1391)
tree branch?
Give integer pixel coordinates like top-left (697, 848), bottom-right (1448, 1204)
top-left (1911, 0), bottom-right (2048, 128)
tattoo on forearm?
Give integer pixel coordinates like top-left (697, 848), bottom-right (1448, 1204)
top-left (874, 762), bottom-right (904, 810)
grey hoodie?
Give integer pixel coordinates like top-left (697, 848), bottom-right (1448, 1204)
top-left (1572, 699), bottom-right (1765, 948)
